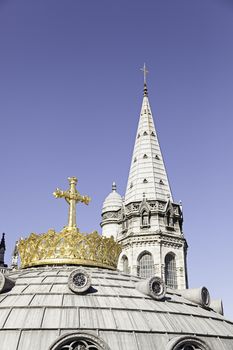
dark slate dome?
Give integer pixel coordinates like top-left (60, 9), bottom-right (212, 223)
top-left (0, 266), bottom-right (232, 350)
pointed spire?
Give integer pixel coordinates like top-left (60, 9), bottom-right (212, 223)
top-left (112, 182), bottom-right (117, 192)
top-left (0, 233), bottom-right (7, 267)
top-left (0, 233), bottom-right (6, 250)
top-left (125, 69), bottom-right (173, 204)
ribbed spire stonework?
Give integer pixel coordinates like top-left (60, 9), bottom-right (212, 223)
top-left (125, 84), bottom-right (173, 204)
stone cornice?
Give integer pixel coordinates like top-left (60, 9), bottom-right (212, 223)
top-left (118, 231), bottom-right (187, 248)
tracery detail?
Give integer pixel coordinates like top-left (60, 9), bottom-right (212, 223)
top-left (167, 336), bottom-right (210, 350)
top-left (59, 338), bottom-right (98, 349)
top-left (49, 332), bottom-right (110, 350)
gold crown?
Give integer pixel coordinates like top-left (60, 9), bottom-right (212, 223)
top-left (18, 227), bottom-right (122, 270)
top-left (18, 177), bottom-right (122, 270)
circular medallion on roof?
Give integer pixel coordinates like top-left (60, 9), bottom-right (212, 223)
top-left (136, 275), bottom-right (166, 300)
top-left (201, 287), bottom-right (210, 307)
top-left (68, 268), bottom-right (91, 294)
top-left (149, 276), bottom-right (166, 300)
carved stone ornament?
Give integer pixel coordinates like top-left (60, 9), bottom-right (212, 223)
top-left (49, 331), bottom-right (111, 350)
top-left (68, 268), bottom-right (91, 294)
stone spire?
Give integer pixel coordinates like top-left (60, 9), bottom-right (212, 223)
top-left (125, 76), bottom-right (173, 204)
top-left (116, 69), bottom-right (188, 289)
top-left (0, 233), bottom-right (7, 267)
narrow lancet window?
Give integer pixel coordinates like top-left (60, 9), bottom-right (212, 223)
top-left (122, 255), bottom-right (129, 274)
top-left (165, 253), bottom-right (177, 289)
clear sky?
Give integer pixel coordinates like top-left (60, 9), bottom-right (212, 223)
top-left (0, 0), bottom-right (233, 318)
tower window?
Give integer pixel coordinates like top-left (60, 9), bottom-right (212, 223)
top-left (166, 210), bottom-right (174, 227)
top-left (141, 210), bottom-right (149, 227)
top-left (137, 252), bottom-right (154, 278)
top-left (143, 131), bottom-right (148, 136)
top-left (155, 154), bottom-right (160, 160)
top-left (151, 131), bottom-right (155, 136)
top-left (165, 253), bottom-right (177, 289)
top-left (121, 255), bottom-right (129, 274)
top-left (143, 154), bottom-right (148, 159)
top-left (143, 179), bottom-right (148, 183)
top-left (159, 179), bottom-right (164, 185)
top-left (137, 133), bottom-right (140, 138)
top-left (134, 157), bottom-right (137, 162)
top-left (130, 182), bottom-right (133, 189)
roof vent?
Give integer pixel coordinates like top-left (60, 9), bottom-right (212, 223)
top-left (143, 179), bottom-right (148, 183)
top-left (155, 155), bottom-right (160, 160)
top-left (143, 131), bottom-right (148, 136)
top-left (143, 154), bottom-right (148, 159)
top-left (177, 287), bottom-right (210, 307)
top-left (210, 299), bottom-right (224, 315)
top-left (151, 131), bottom-right (155, 136)
top-left (136, 276), bottom-right (166, 301)
top-left (0, 272), bottom-right (15, 293)
top-left (159, 180), bottom-right (164, 185)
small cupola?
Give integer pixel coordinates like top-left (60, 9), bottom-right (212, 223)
top-left (102, 182), bottom-right (123, 214)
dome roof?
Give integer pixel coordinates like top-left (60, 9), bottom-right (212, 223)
top-left (0, 266), bottom-right (233, 350)
top-left (102, 183), bottom-right (122, 213)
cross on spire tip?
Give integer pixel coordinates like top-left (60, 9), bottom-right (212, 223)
top-left (140, 63), bottom-right (149, 96)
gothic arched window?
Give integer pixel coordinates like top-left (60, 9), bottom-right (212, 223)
top-left (166, 210), bottom-right (174, 227)
top-left (165, 253), bottom-right (177, 289)
top-left (141, 210), bottom-right (149, 227)
top-left (121, 255), bottom-right (129, 274)
top-left (137, 252), bottom-right (154, 278)
top-left (167, 336), bottom-right (210, 350)
top-left (49, 332), bottom-right (110, 350)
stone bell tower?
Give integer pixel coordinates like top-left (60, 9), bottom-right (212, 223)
top-left (101, 66), bottom-right (188, 289)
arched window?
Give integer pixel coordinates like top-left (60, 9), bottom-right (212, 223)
top-left (121, 255), bottom-right (129, 274)
top-left (49, 331), bottom-right (110, 350)
top-left (141, 210), bottom-right (149, 227)
top-left (165, 253), bottom-right (177, 289)
top-left (166, 210), bottom-right (174, 227)
top-left (138, 252), bottom-right (154, 278)
top-left (167, 336), bottom-right (209, 350)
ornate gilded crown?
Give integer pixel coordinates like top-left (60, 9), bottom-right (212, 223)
top-left (18, 177), bottom-right (122, 269)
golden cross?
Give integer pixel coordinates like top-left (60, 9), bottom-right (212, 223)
top-left (140, 63), bottom-right (149, 84)
top-left (53, 177), bottom-right (91, 230)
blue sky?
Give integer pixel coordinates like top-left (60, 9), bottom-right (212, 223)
top-left (0, 0), bottom-right (233, 318)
